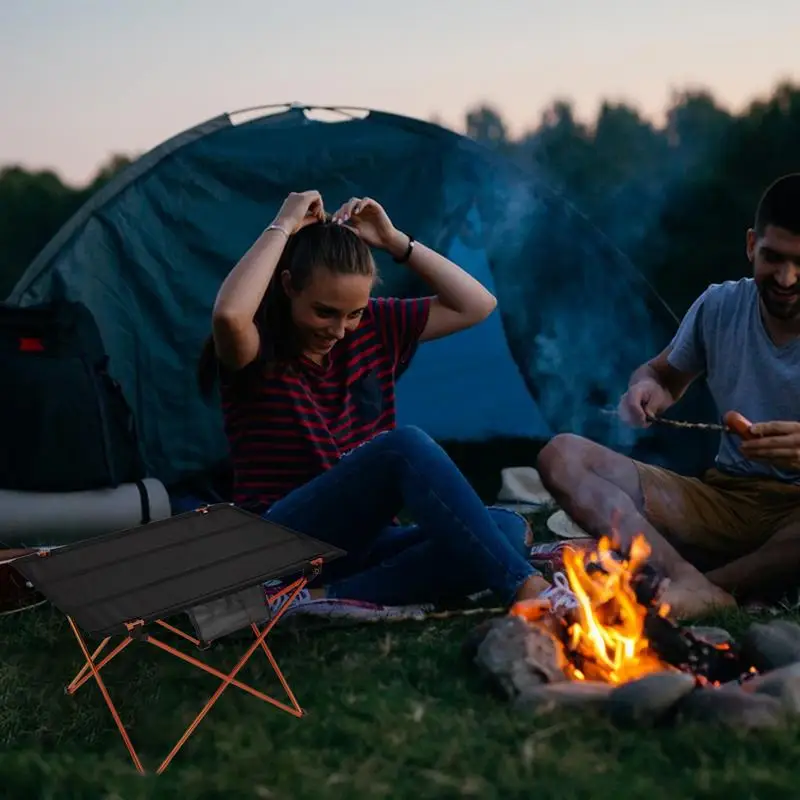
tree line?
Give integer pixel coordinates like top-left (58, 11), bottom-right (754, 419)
top-left (2, 81), bottom-right (799, 311)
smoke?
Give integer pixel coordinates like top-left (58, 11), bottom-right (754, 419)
top-left (530, 315), bottom-right (643, 452)
top-left (461, 154), bottom-right (671, 454)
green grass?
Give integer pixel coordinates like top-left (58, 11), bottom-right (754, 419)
top-left (3, 603), bottom-right (800, 799)
top-left (2, 512), bottom-right (800, 798)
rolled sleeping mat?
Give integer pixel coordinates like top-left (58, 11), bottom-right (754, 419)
top-left (0, 478), bottom-right (171, 547)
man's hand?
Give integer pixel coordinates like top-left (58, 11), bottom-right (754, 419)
top-left (740, 421), bottom-right (800, 471)
top-left (618, 378), bottom-right (675, 427)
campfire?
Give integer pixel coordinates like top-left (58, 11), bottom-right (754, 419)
top-left (508, 533), bottom-right (749, 686)
top-left (468, 531), bottom-right (800, 731)
top-left (511, 534), bottom-right (673, 684)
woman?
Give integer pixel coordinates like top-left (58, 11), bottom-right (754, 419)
top-left (199, 190), bottom-right (575, 619)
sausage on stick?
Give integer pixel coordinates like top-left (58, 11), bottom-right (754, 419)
top-left (723, 411), bottom-right (758, 440)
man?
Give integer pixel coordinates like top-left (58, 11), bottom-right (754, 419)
top-left (536, 173), bottom-right (800, 618)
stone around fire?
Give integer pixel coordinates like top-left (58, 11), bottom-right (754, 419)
top-left (676, 688), bottom-right (786, 730)
top-left (607, 671), bottom-right (697, 726)
top-left (514, 681), bottom-right (613, 715)
top-left (741, 620), bottom-right (800, 672)
top-left (474, 616), bottom-right (566, 700)
top-left (734, 661), bottom-right (800, 713)
top-left (469, 616), bottom-right (800, 731)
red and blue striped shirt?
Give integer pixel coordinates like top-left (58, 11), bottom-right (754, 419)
top-left (220, 296), bottom-right (432, 512)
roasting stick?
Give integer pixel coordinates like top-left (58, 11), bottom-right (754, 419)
top-left (601, 407), bottom-right (761, 439)
top-left (600, 407), bottom-right (727, 432)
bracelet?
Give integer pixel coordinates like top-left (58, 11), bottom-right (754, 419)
top-left (266, 223), bottom-right (290, 238)
top-left (392, 234), bottom-right (415, 264)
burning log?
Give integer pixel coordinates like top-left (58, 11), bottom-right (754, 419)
top-left (644, 615), bottom-right (752, 685)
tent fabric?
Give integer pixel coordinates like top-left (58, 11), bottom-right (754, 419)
top-left (8, 104), bottom-right (713, 487)
top-left (12, 503), bottom-right (345, 637)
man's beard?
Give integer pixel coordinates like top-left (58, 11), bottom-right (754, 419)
top-left (758, 277), bottom-right (800, 320)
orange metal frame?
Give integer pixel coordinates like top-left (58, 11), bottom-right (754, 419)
top-left (64, 574), bottom-right (312, 775)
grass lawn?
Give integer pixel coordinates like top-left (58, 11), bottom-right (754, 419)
top-left (2, 512), bottom-right (800, 798)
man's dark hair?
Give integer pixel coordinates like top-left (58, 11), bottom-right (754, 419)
top-left (754, 173), bottom-right (800, 236)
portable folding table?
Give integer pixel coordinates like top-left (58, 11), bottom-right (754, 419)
top-left (11, 503), bottom-right (345, 775)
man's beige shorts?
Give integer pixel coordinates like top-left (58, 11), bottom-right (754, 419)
top-left (633, 463), bottom-right (800, 558)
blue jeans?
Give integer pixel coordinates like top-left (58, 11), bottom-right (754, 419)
top-left (264, 426), bottom-right (537, 606)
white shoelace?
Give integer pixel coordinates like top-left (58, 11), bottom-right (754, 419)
top-left (540, 571), bottom-right (579, 612)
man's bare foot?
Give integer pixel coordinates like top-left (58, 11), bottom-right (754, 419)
top-left (659, 579), bottom-right (737, 620)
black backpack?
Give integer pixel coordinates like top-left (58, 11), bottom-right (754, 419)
top-left (0, 299), bottom-right (146, 492)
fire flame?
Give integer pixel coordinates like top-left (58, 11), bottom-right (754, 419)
top-left (511, 534), bottom-right (674, 685)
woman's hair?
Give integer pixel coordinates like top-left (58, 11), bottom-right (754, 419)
top-left (197, 218), bottom-right (377, 398)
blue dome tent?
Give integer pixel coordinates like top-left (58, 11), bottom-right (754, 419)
top-left (7, 104), bottom-right (713, 491)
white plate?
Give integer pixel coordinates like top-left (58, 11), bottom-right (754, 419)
top-left (546, 509), bottom-right (590, 539)
top-left (496, 467), bottom-right (555, 507)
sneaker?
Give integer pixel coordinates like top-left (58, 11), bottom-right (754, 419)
top-left (536, 571), bottom-right (580, 613)
top-left (263, 580), bottom-right (313, 617)
top-left (529, 539), bottom-right (595, 581)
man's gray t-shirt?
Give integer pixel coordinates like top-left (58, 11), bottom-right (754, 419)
top-left (667, 277), bottom-right (800, 484)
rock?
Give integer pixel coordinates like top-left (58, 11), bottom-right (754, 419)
top-left (676, 687), bottom-right (786, 730)
top-left (462, 619), bottom-right (496, 662)
top-left (474, 616), bottom-right (566, 700)
top-left (765, 620), bottom-right (800, 639)
top-left (737, 662), bottom-right (800, 713)
top-left (741, 621), bottom-right (800, 672)
top-left (607, 670), bottom-right (697, 726)
top-left (514, 681), bottom-right (614, 715)
top-left (686, 626), bottom-right (733, 647)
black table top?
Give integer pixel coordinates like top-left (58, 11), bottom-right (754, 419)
top-left (12, 504), bottom-right (345, 637)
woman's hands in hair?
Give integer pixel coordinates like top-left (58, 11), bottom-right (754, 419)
top-left (273, 191), bottom-right (326, 234)
top-left (331, 197), bottom-right (408, 256)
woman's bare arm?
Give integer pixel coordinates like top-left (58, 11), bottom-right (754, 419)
top-left (384, 231), bottom-right (497, 342)
top-left (212, 190), bottom-right (323, 370)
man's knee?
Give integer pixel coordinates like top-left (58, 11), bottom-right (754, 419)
top-left (537, 433), bottom-right (641, 500)
top-left (537, 433), bottom-right (596, 486)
